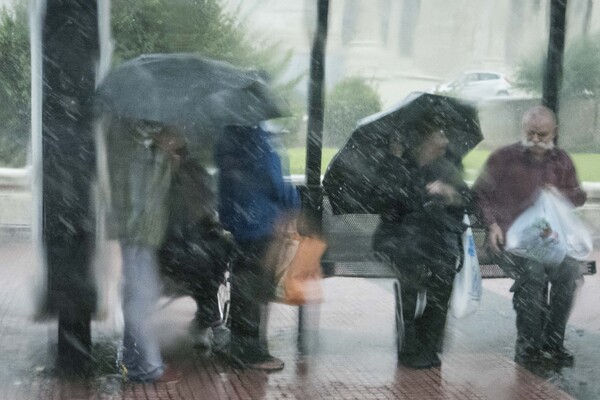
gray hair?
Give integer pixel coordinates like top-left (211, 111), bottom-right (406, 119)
top-left (521, 105), bottom-right (557, 128)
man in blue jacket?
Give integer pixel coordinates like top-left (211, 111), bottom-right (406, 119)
top-left (215, 124), bottom-right (300, 371)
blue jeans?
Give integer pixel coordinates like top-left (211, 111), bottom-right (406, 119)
top-left (121, 243), bottom-right (164, 381)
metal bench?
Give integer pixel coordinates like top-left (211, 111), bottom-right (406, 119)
top-left (321, 195), bottom-right (395, 279)
top-left (322, 195), bottom-right (596, 280)
top-left (312, 194), bottom-right (596, 357)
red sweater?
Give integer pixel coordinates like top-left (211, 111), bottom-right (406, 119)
top-left (472, 142), bottom-right (587, 233)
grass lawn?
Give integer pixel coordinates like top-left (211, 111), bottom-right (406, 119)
top-left (287, 147), bottom-right (339, 175)
top-left (287, 147), bottom-right (600, 183)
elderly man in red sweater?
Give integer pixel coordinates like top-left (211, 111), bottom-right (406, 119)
top-left (473, 105), bottom-right (587, 368)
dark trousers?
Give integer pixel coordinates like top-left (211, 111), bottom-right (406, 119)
top-left (191, 279), bottom-right (222, 328)
top-left (229, 237), bottom-right (273, 361)
top-left (399, 261), bottom-right (456, 354)
top-left (497, 254), bottom-right (582, 354)
top-left (160, 258), bottom-right (225, 329)
top-left (158, 231), bottom-right (232, 329)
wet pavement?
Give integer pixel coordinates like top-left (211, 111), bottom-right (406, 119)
top-left (0, 240), bottom-right (598, 399)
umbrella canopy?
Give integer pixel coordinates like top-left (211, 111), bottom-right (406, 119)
top-left (353, 92), bottom-right (482, 161)
top-left (323, 92), bottom-right (483, 215)
top-left (94, 53), bottom-right (289, 135)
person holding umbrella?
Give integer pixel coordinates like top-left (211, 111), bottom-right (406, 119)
top-left (324, 93), bottom-right (482, 369)
top-left (96, 53), bottom-right (291, 376)
top-left (370, 115), bottom-right (472, 369)
top-left (104, 117), bottom-right (184, 383)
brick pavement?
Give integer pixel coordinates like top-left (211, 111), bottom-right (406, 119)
top-left (0, 241), bottom-right (583, 399)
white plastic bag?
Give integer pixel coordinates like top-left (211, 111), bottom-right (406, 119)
top-left (451, 214), bottom-right (483, 318)
top-left (505, 189), bottom-right (592, 266)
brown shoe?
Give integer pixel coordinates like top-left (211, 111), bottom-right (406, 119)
top-left (154, 365), bottom-right (182, 384)
top-left (244, 356), bottom-right (285, 372)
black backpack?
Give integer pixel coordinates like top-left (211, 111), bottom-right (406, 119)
top-left (158, 159), bottom-right (236, 290)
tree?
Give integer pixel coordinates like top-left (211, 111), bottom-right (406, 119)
top-left (562, 35), bottom-right (600, 96)
top-left (515, 32), bottom-right (600, 97)
top-left (323, 77), bottom-right (382, 148)
top-left (515, 32), bottom-right (600, 152)
top-left (110, 0), bottom-right (303, 163)
top-left (114, 0), bottom-right (261, 66)
top-left (110, 0), bottom-right (300, 94)
top-left (0, 0), bottom-right (301, 166)
top-left (0, 1), bottom-right (29, 167)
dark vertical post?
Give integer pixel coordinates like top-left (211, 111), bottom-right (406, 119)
top-left (304, 0), bottom-right (329, 232)
top-left (42, 0), bottom-right (99, 373)
top-left (299, 0), bottom-right (329, 355)
top-left (542, 0), bottom-right (567, 118)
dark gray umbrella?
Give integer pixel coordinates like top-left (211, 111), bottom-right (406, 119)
top-left (353, 92), bottom-right (482, 161)
top-left (95, 53), bottom-right (289, 133)
top-left (323, 92), bottom-right (483, 214)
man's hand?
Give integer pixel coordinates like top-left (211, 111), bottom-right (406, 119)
top-left (487, 223), bottom-right (504, 254)
top-left (543, 183), bottom-right (561, 196)
top-left (153, 131), bottom-right (186, 170)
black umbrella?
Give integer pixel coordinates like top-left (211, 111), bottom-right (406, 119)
top-left (323, 92), bottom-right (483, 214)
top-left (95, 53), bottom-right (289, 135)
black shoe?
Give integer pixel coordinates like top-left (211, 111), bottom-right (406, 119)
top-left (542, 346), bottom-right (574, 367)
top-left (514, 348), bottom-right (543, 368)
top-left (428, 350), bottom-right (442, 368)
top-left (398, 350), bottom-right (432, 369)
top-left (189, 325), bottom-right (213, 349)
top-left (211, 324), bottom-right (231, 354)
top-left (399, 321), bottom-right (432, 369)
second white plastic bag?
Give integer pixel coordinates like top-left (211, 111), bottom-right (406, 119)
top-left (451, 214), bottom-right (483, 319)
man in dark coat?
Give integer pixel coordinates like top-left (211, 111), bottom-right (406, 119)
top-left (105, 117), bottom-right (183, 383)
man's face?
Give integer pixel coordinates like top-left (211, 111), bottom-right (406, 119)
top-left (523, 114), bottom-right (556, 157)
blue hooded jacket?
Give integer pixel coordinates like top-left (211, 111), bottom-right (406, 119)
top-left (215, 125), bottom-right (300, 243)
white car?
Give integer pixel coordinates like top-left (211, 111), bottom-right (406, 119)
top-left (434, 71), bottom-right (512, 101)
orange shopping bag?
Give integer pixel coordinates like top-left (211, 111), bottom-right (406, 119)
top-left (269, 224), bottom-right (327, 306)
